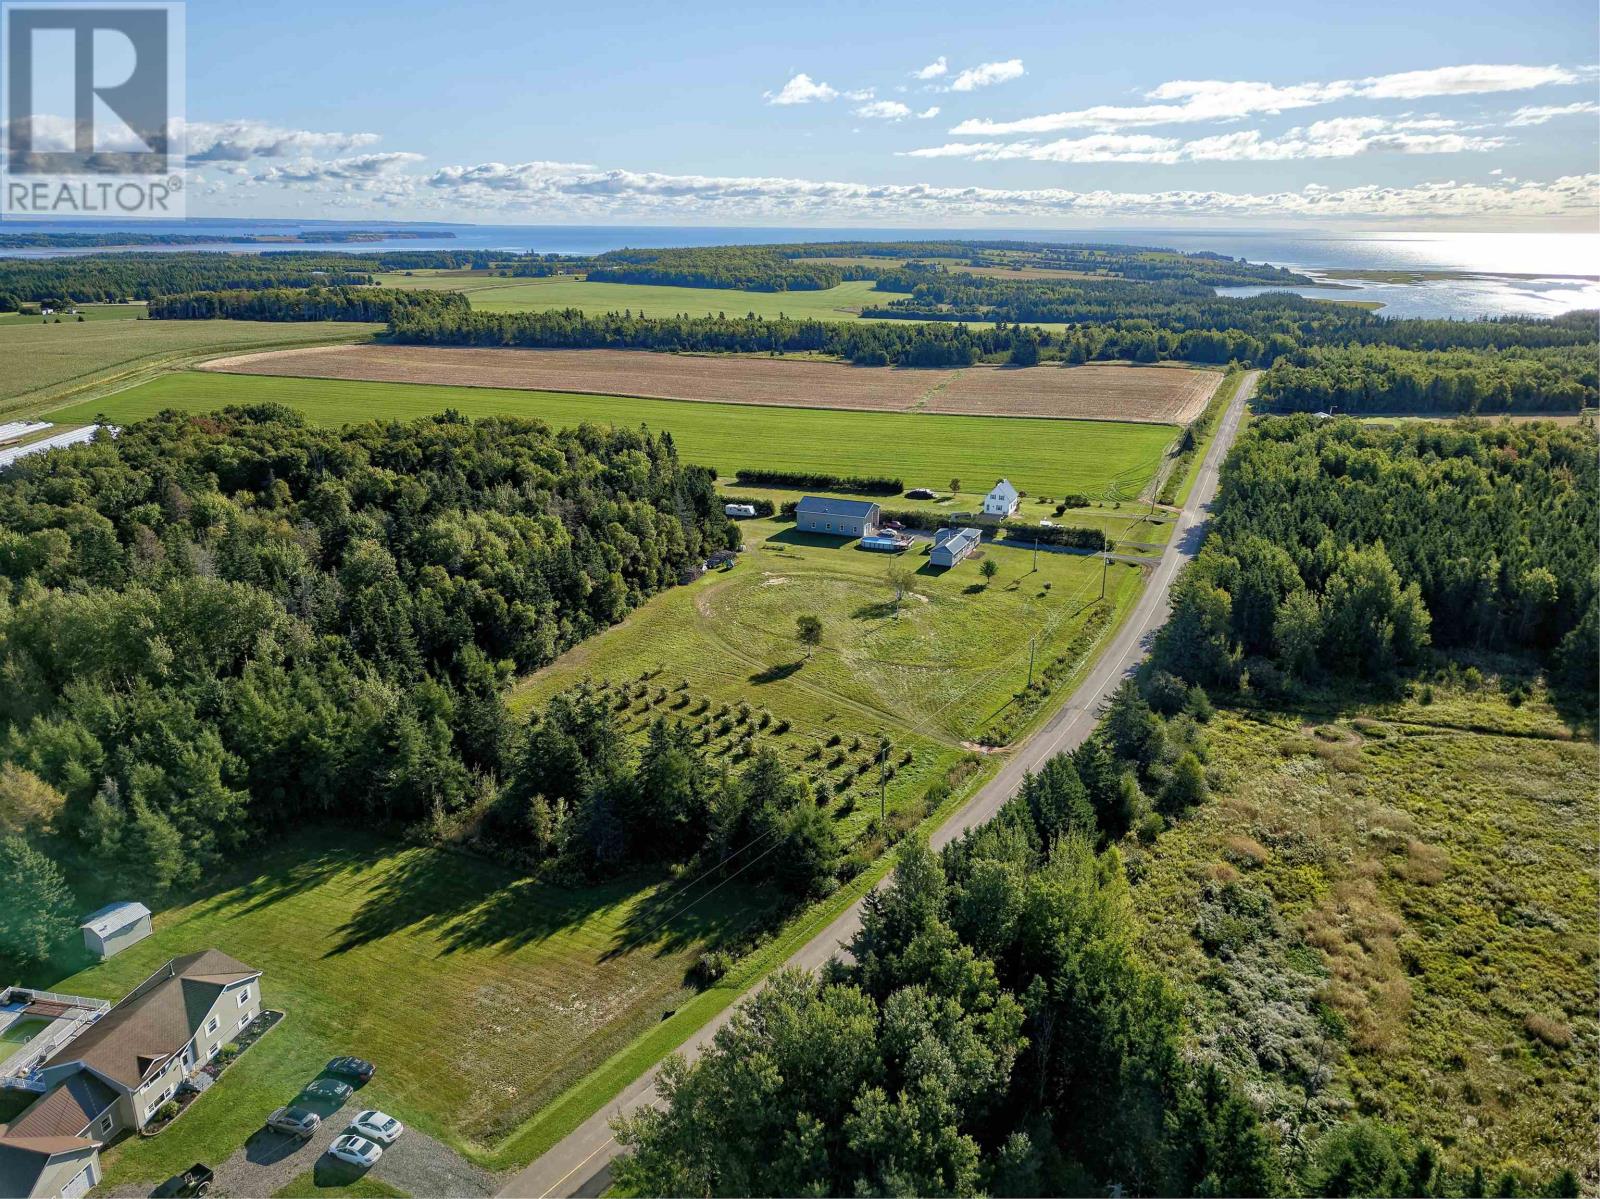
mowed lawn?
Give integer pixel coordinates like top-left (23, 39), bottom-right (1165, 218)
top-left (48, 371), bottom-right (1176, 500)
top-left (40, 830), bottom-right (776, 1179)
top-left (377, 272), bottom-right (906, 321)
top-left (0, 319), bottom-right (381, 413)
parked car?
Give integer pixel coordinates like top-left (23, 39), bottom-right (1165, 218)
top-left (168, 1164), bottom-right (213, 1197)
top-left (327, 1056), bottom-right (377, 1083)
top-left (883, 520), bottom-right (904, 531)
top-left (350, 1110), bottom-right (404, 1145)
top-left (328, 1134), bottom-right (383, 1169)
top-left (303, 1078), bottom-right (353, 1103)
top-left (266, 1106), bottom-right (321, 1138)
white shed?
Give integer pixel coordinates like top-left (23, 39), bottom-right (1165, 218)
top-left (80, 902), bottom-right (153, 960)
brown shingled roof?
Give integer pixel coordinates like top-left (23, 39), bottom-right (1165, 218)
top-left (43, 949), bottom-right (259, 1090)
top-left (5, 1073), bottom-right (117, 1139)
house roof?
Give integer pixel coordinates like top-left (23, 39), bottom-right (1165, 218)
top-left (80, 902), bottom-right (150, 937)
top-left (932, 527), bottom-right (982, 553)
top-left (44, 950), bottom-right (259, 1089)
top-left (796, 496), bottom-right (879, 519)
top-left (6, 1074), bottom-right (118, 1139)
top-left (987, 478), bottom-right (1017, 496)
top-left (0, 1136), bottom-right (97, 1198)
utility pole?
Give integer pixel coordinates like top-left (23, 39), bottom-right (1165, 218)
top-left (1100, 552), bottom-right (1109, 600)
top-left (1033, 536), bottom-right (1039, 573)
top-left (878, 738), bottom-right (890, 823)
top-left (1027, 635), bottom-right (1037, 688)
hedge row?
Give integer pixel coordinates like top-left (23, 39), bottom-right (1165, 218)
top-left (735, 468), bottom-right (903, 495)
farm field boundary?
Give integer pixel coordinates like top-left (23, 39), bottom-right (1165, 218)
top-left (197, 344), bottom-right (1220, 424)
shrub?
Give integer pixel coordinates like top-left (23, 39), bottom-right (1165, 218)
top-left (156, 1100), bottom-right (180, 1122)
top-left (1524, 1012), bottom-right (1573, 1049)
top-left (690, 949), bottom-right (734, 987)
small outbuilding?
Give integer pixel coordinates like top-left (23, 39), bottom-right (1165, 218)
top-left (930, 527), bottom-right (982, 568)
top-left (724, 503), bottom-right (757, 518)
top-left (795, 496), bottom-right (880, 539)
top-left (78, 903), bottom-right (152, 961)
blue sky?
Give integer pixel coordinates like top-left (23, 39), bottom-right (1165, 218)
top-left (175, 0), bottom-right (1599, 226)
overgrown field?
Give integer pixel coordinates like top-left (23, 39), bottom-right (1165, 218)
top-left (48, 371), bottom-right (1176, 500)
top-left (195, 344), bottom-right (1218, 424)
top-left (0, 317), bottom-right (380, 415)
top-left (377, 272), bottom-right (904, 322)
top-left (1129, 671), bottom-right (1598, 1184)
top-left (39, 828), bottom-right (777, 1177)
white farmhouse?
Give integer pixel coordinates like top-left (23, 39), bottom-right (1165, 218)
top-left (982, 479), bottom-right (1019, 519)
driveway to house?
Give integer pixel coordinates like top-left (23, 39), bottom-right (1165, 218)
top-left (101, 1105), bottom-right (498, 1199)
top-left (500, 373), bottom-right (1259, 1199)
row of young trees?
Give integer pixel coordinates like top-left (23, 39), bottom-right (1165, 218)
top-left (1155, 416), bottom-right (1598, 701)
top-left (147, 285), bottom-right (470, 322)
top-left (0, 406), bottom-right (736, 939)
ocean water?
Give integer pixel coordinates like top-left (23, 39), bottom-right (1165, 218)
top-left (5, 221), bottom-right (1597, 320)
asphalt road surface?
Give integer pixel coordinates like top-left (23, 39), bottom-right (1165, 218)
top-left (501, 370), bottom-right (1257, 1199)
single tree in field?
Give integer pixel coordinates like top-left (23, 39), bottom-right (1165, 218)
top-left (886, 566), bottom-right (916, 615)
top-left (980, 558), bottom-right (999, 586)
top-left (949, 478), bottom-right (961, 495)
top-left (796, 614), bottom-right (823, 658)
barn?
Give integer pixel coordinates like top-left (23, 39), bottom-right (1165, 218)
top-left (795, 497), bottom-right (880, 539)
top-left (79, 902), bottom-right (153, 961)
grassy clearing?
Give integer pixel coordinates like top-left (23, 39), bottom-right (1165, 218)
top-left (273, 1170), bottom-right (408, 1198)
top-left (37, 829), bottom-right (776, 1180)
top-left (377, 273), bottom-right (904, 322)
top-left (1128, 670), bottom-right (1597, 1183)
top-left (0, 302), bottom-right (146, 324)
top-left (1, 319), bottom-right (381, 417)
top-left (47, 371), bottom-right (1176, 501)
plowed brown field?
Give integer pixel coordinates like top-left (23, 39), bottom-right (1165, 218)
top-left (199, 345), bottom-right (1219, 424)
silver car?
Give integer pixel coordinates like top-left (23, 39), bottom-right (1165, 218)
top-left (328, 1134), bottom-right (383, 1169)
top-left (266, 1106), bottom-right (320, 1139)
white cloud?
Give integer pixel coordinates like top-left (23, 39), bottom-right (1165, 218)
top-left (949, 58), bottom-right (1025, 92)
top-left (1506, 100), bottom-right (1600, 125)
top-left (917, 106), bottom-right (941, 119)
top-left (908, 117), bottom-right (1501, 163)
top-left (843, 88), bottom-right (876, 101)
top-left (913, 56), bottom-right (948, 80)
top-left (764, 73), bottom-right (839, 105)
top-left (185, 120), bottom-right (381, 163)
top-left (253, 152), bottom-right (424, 183)
top-left (1360, 63), bottom-right (1575, 99)
top-left (856, 100), bottom-right (912, 120)
top-left (950, 63), bottom-right (1581, 134)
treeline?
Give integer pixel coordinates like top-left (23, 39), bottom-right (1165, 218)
top-left (588, 246), bottom-right (849, 291)
top-left (1156, 417), bottom-right (1598, 700)
top-left (476, 692), bottom-right (838, 895)
top-left (0, 406), bottom-right (734, 927)
top-left (1256, 344), bottom-right (1596, 415)
top-left (388, 306), bottom-right (1023, 367)
top-left (148, 285), bottom-right (470, 323)
top-left (735, 468), bottom-right (903, 495)
top-left (0, 249), bottom-right (495, 303)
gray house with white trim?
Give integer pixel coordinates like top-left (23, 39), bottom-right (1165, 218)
top-left (795, 497), bottom-right (880, 539)
top-left (930, 527), bottom-right (982, 568)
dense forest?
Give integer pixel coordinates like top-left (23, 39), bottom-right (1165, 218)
top-left (1156, 417), bottom-right (1598, 701)
top-left (588, 246), bottom-right (857, 291)
top-left (1256, 344), bottom-right (1598, 414)
top-left (148, 285), bottom-right (470, 323)
top-left (0, 407), bottom-right (737, 950)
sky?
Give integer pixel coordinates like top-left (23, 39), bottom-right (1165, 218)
top-left (160, 0), bottom-right (1600, 226)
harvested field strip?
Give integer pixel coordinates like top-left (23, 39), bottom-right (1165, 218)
top-left (48, 371), bottom-right (1178, 500)
top-left (197, 344), bottom-right (1219, 424)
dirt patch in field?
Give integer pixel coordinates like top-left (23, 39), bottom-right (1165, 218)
top-left (200, 344), bottom-right (1215, 424)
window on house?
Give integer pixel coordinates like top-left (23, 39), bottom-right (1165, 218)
top-left (237, 987), bottom-right (251, 1006)
top-left (208, 1042), bottom-right (220, 1058)
top-left (206, 1015), bottom-right (219, 1035)
top-left (98, 1115), bottom-right (113, 1134)
top-left (238, 1013), bottom-right (250, 1029)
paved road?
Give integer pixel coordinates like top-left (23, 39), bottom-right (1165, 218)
top-left (501, 372), bottom-right (1256, 1199)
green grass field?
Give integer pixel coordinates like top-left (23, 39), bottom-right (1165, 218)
top-left (36, 829), bottom-right (776, 1181)
top-left (1, 319), bottom-right (381, 417)
top-left (1131, 671), bottom-right (1597, 1182)
top-left (377, 272), bottom-right (903, 322)
top-left (48, 372), bottom-right (1175, 500)
top-left (0, 302), bottom-right (146, 325)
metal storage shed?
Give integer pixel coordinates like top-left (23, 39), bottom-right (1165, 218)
top-left (79, 903), bottom-right (152, 961)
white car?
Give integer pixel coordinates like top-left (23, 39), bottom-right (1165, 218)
top-left (350, 1110), bottom-right (404, 1145)
top-left (328, 1134), bottom-right (383, 1169)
